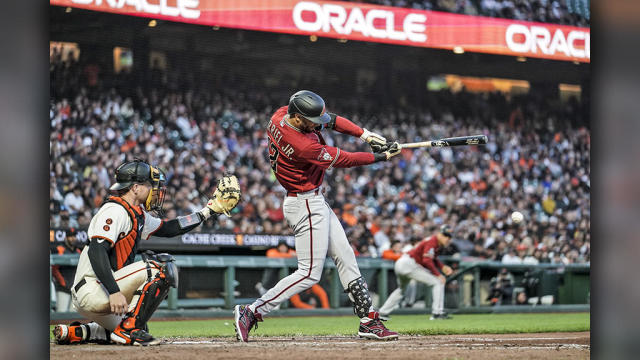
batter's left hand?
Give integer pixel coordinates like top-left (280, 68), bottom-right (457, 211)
top-left (360, 128), bottom-right (387, 150)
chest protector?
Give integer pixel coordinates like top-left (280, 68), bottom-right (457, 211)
top-left (104, 196), bottom-right (145, 271)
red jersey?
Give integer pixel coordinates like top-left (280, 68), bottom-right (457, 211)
top-left (407, 235), bottom-right (444, 276)
top-left (267, 106), bottom-right (376, 193)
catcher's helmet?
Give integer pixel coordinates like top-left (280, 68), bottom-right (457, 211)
top-left (110, 159), bottom-right (166, 211)
top-left (110, 160), bottom-right (153, 191)
top-left (287, 90), bottom-right (331, 125)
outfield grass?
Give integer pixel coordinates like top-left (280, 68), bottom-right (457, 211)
top-left (50, 313), bottom-right (589, 339)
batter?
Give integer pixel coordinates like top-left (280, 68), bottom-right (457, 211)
top-left (234, 90), bottom-right (401, 342)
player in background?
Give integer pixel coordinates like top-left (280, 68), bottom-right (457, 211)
top-left (378, 225), bottom-right (454, 320)
top-left (234, 90), bottom-right (401, 342)
top-left (53, 159), bottom-right (240, 346)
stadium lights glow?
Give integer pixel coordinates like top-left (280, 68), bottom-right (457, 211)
top-left (453, 46), bottom-right (464, 54)
top-left (573, 60), bottom-right (580, 65)
top-left (65, 7), bottom-right (72, 13)
top-left (516, 56), bottom-right (527, 62)
top-left (212, 26), bottom-right (220, 30)
top-left (148, 20), bottom-right (157, 27)
top-left (337, 38), bottom-right (348, 43)
top-left (310, 35), bottom-right (317, 42)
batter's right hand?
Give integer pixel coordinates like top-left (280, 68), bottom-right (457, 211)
top-left (109, 292), bottom-right (129, 316)
top-left (382, 142), bottom-right (401, 160)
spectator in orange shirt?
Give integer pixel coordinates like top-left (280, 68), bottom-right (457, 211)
top-left (382, 240), bottom-right (404, 262)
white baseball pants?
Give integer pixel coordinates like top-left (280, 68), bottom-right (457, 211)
top-left (72, 260), bottom-right (160, 330)
top-left (378, 254), bottom-right (445, 315)
top-left (250, 191), bottom-right (362, 316)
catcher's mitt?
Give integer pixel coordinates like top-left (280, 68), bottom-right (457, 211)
top-left (207, 174), bottom-right (241, 216)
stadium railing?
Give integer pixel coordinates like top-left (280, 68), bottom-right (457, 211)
top-left (50, 254), bottom-right (589, 315)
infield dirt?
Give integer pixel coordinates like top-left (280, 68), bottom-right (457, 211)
top-left (50, 331), bottom-right (589, 359)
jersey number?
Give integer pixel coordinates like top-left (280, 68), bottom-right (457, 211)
top-left (269, 141), bottom-right (279, 173)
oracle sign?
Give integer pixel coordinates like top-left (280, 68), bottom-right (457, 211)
top-left (70, 0), bottom-right (200, 19)
top-left (51, 0), bottom-right (590, 63)
top-left (506, 24), bottom-right (589, 60)
top-left (292, 1), bottom-right (426, 43)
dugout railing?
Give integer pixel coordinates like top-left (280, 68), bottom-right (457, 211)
top-left (50, 254), bottom-right (589, 315)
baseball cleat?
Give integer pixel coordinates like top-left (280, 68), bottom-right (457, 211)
top-left (378, 314), bottom-right (391, 321)
top-left (358, 312), bottom-right (398, 340)
top-left (52, 322), bottom-right (86, 345)
top-left (111, 325), bottom-right (161, 346)
top-left (233, 305), bottom-right (262, 342)
top-left (430, 312), bottom-right (453, 320)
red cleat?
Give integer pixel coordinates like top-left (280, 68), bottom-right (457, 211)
top-left (233, 305), bottom-right (263, 342)
top-left (358, 312), bottom-right (399, 340)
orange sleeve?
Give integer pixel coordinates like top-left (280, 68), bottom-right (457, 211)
top-left (266, 248), bottom-right (296, 258)
top-left (290, 294), bottom-right (315, 309)
top-left (51, 265), bottom-right (66, 288)
top-left (382, 250), bottom-right (402, 261)
top-left (310, 284), bottom-right (330, 308)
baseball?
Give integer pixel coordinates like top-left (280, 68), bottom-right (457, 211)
top-left (511, 211), bottom-right (524, 224)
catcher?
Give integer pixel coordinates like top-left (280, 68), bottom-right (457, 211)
top-left (52, 159), bottom-right (240, 346)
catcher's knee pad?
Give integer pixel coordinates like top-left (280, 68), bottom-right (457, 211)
top-left (346, 277), bottom-right (372, 318)
top-left (124, 271), bottom-right (171, 330)
top-left (160, 256), bottom-right (178, 288)
top-left (142, 251), bottom-right (179, 288)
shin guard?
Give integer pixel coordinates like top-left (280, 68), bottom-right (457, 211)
top-left (346, 277), bottom-right (373, 318)
top-left (120, 271), bottom-right (171, 332)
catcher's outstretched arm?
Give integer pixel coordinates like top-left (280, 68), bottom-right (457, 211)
top-left (152, 210), bottom-right (218, 237)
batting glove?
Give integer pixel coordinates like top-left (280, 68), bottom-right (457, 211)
top-left (360, 128), bottom-right (387, 152)
top-left (374, 142), bottom-right (401, 161)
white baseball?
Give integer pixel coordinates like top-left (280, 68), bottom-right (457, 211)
top-left (511, 211), bottom-right (524, 224)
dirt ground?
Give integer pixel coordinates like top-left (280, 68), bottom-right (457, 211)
top-left (50, 332), bottom-right (589, 359)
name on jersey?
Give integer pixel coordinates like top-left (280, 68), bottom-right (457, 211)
top-left (267, 119), bottom-right (295, 158)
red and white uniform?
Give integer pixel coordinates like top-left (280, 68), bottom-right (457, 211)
top-left (378, 236), bottom-right (447, 316)
top-left (267, 106), bottom-right (375, 193)
top-left (249, 106), bottom-right (376, 317)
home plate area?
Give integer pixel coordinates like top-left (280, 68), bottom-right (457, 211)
top-left (50, 332), bottom-right (589, 360)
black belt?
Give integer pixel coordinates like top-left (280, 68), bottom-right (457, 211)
top-left (74, 278), bottom-right (86, 293)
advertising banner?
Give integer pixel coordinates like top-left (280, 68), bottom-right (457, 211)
top-left (52, 0), bottom-right (589, 62)
top-left (49, 227), bottom-right (294, 249)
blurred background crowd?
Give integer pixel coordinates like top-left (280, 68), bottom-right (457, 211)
top-left (359, 0), bottom-right (590, 26)
top-left (50, 47), bottom-right (590, 266)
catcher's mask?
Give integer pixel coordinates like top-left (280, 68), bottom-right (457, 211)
top-left (110, 159), bottom-right (166, 212)
top-left (145, 166), bottom-right (166, 212)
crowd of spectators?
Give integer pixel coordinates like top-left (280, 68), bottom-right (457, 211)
top-left (50, 51), bottom-right (590, 266)
top-left (359, 0), bottom-right (590, 27)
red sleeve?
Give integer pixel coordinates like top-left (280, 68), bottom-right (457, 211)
top-left (414, 240), bottom-right (441, 276)
top-left (299, 142), bottom-right (375, 169)
top-left (333, 115), bottom-right (364, 138)
top-left (421, 257), bottom-right (441, 276)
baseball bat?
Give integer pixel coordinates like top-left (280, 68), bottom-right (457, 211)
top-left (399, 134), bottom-right (488, 149)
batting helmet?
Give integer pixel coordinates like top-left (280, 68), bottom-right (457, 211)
top-left (287, 90), bottom-right (331, 125)
top-left (440, 224), bottom-right (453, 238)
